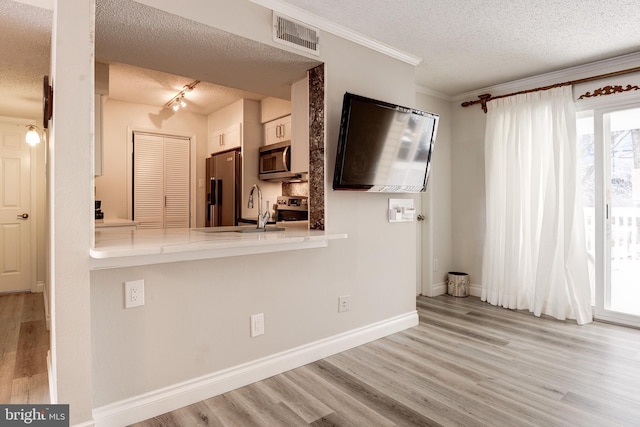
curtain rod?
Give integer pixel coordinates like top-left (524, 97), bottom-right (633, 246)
top-left (461, 65), bottom-right (640, 113)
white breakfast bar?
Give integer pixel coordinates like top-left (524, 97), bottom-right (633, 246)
top-left (90, 224), bottom-right (348, 269)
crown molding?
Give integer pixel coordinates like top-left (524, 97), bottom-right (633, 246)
top-left (249, 0), bottom-right (422, 66)
top-left (453, 51), bottom-right (640, 102)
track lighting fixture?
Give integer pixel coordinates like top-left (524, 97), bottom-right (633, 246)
top-left (165, 80), bottom-right (200, 111)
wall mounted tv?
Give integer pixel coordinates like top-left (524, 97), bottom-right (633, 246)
top-left (333, 92), bottom-right (439, 193)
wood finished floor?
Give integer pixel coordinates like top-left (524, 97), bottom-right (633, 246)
top-left (0, 292), bottom-right (49, 404)
top-left (135, 295), bottom-right (640, 427)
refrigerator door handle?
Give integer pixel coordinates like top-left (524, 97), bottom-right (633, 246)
top-left (210, 177), bottom-right (217, 205)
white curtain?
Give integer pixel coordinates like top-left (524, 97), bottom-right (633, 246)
top-left (481, 86), bottom-right (593, 324)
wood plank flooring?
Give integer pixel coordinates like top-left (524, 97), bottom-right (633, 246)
top-left (0, 292), bottom-right (49, 404)
top-left (134, 295), bottom-right (640, 427)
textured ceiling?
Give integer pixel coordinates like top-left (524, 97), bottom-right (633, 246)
top-left (280, 0), bottom-right (640, 96)
top-left (95, 0), bottom-right (320, 113)
top-left (3, 0), bottom-right (640, 121)
top-left (105, 63), bottom-right (268, 116)
top-left (0, 0), bottom-right (51, 119)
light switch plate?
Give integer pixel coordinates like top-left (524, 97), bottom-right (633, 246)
top-left (250, 313), bottom-right (265, 337)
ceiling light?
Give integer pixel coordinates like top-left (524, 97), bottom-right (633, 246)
top-left (164, 80), bottom-right (200, 111)
top-left (25, 125), bottom-right (42, 146)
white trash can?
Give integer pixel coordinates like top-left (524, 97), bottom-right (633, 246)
top-left (447, 272), bottom-right (469, 297)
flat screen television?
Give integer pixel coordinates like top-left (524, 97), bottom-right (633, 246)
top-left (333, 92), bottom-right (438, 193)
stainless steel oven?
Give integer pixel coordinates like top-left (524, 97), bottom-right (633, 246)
top-left (276, 196), bottom-right (308, 222)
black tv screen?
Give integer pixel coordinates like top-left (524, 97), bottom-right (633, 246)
top-left (333, 92), bottom-right (438, 193)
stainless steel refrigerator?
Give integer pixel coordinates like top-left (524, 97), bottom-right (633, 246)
top-left (206, 149), bottom-right (242, 227)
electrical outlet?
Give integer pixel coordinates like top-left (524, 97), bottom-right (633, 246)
top-left (124, 280), bottom-right (145, 309)
top-left (250, 313), bottom-right (265, 337)
top-left (338, 295), bottom-right (351, 313)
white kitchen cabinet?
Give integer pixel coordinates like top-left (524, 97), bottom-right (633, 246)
top-left (291, 75), bottom-right (309, 174)
top-left (264, 115), bottom-right (291, 146)
top-left (209, 122), bottom-right (241, 154)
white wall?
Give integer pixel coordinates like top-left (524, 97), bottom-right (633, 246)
top-left (96, 99), bottom-right (208, 227)
top-left (450, 103), bottom-right (486, 290)
top-left (415, 91), bottom-right (453, 296)
top-left (89, 1), bottom-right (419, 414)
top-left (49, 0), bottom-right (93, 422)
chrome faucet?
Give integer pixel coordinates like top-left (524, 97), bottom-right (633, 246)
top-left (248, 184), bottom-right (270, 229)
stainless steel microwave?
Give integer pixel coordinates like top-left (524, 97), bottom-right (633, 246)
top-left (259, 141), bottom-right (302, 181)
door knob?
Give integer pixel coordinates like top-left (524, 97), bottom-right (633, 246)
top-left (417, 214), bottom-right (425, 221)
top-left (17, 213), bottom-right (29, 219)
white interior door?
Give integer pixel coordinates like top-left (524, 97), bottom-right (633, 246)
top-left (0, 123), bottom-right (31, 293)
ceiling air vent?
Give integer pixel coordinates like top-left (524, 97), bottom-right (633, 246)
top-left (273, 13), bottom-right (320, 56)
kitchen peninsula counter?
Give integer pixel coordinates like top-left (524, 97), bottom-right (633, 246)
top-left (90, 225), bottom-right (347, 270)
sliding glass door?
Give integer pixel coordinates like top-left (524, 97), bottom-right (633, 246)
top-left (580, 106), bottom-right (640, 327)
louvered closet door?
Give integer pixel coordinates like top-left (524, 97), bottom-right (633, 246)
top-left (164, 137), bottom-right (190, 228)
top-left (133, 133), bottom-right (190, 229)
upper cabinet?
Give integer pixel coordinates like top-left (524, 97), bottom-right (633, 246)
top-left (210, 123), bottom-right (241, 153)
top-left (208, 99), bottom-right (260, 155)
top-left (264, 115), bottom-right (291, 146)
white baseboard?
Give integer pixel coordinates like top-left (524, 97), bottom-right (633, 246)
top-left (431, 281), bottom-right (447, 296)
top-left (42, 282), bottom-right (51, 331)
top-left (47, 350), bottom-right (57, 405)
top-left (34, 280), bottom-right (45, 293)
top-left (92, 311), bottom-right (418, 427)
top-left (469, 283), bottom-right (482, 297)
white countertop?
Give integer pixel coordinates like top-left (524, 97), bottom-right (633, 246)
top-left (90, 225), bottom-right (347, 270)
top-left (95, 218), bottom-right (140, 228)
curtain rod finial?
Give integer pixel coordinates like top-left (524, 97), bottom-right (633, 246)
top-left (478, 94), bottom-right (492, 113)
top-left (461, 93), bottom-right (492, 113)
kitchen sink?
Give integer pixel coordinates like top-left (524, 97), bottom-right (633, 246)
top-left (192, 226), bottom-right (285, 233)
top-left (234, 226), bottom-right (285, 233)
